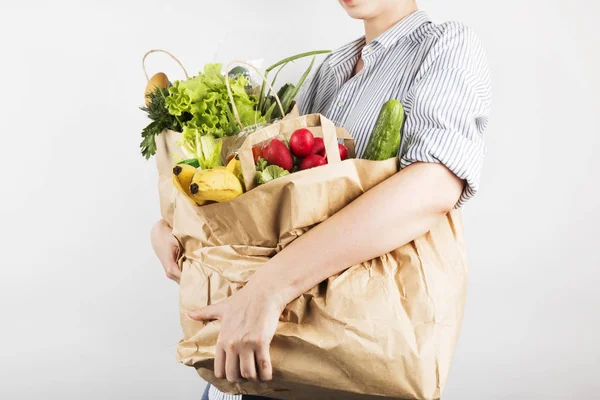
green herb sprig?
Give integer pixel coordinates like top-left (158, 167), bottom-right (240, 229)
top-left (139, 88), bottom-right (186, 159)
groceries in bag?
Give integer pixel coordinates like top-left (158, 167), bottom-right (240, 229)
top-left (140, 50), bottom-right (468, 400)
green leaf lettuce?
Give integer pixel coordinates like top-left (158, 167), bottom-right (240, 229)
top-left (255, 165), bottom-right (290, 185)
top-left (166, 63), bottom-right (264, 138)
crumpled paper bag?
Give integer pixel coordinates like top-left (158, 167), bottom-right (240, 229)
top-left (155, 113), bottom-right (468, 400)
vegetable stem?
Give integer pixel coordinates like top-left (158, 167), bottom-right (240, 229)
top-left (258, 50), bottom-right (331, 114)
top-left (261, 62), bottom-right (288, 114)
top-left (265, 50), bottom-right (331, 73)
top-left (280, 56), bottom-right (316, 115)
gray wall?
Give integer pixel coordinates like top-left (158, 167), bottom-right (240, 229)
top-left (0, 0), bottom-right (598, 398)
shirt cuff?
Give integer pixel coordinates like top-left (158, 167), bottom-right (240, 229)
top-left (400, 127), bottom-right (485, 208)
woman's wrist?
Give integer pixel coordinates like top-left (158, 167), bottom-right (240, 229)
top-left (246, 262), bottom-right (298, 312)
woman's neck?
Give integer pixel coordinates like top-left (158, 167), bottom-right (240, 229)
top-left (363, 3), bottom-right (419, 44)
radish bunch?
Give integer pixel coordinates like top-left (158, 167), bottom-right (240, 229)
top-left (259, 128), bottom-right (349, 172)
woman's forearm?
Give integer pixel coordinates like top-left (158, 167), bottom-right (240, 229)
top-left (247, 162), bottom-right (464, 307)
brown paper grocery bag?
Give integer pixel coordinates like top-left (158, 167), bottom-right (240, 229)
top-left (156, 114), bottom-right (468, 400)
top-left (154, 130), bottom-right (185, 227)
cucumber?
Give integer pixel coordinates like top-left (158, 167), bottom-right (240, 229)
top-left (362, 99), bottom-right (405, 161)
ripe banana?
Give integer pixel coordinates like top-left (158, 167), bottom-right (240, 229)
top-left (172, 164), bottom-right (205, 206)
top-left (225, 157), bottom-right (242, 177)
top-left (189, 168), bottom-right (243, 203)
top-left (211, 158), bottom-right (240, 173)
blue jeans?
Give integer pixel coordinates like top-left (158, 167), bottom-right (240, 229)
top-left (202, 384), bottom-right (275, 400)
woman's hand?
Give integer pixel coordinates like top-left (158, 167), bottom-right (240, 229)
top-left (150, 219), bottom-right (181, 284)
top-left (188, 284), bottom-right (284, 383)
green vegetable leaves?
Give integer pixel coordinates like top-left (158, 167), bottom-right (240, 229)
top-left (140, 51), bottom-right (332, 160)
top-left (255, 164), bottom-right (290, 185)
top-left (256, 157), bottom-right (291, 184)
top-left (165, 63), bottom-right (263, 138)
top-left (164, 82), bottom-right (191, 116)
top-left (140, 121), bottom-right (159, 159)
top-left (255, 157), bottom-right (268, 172)
top-left (139, 88), bottom-right (183, 159)
top-left (197, 135), bottom-right (223, 170)
top-left (178, 128), bottom-right (223, 170)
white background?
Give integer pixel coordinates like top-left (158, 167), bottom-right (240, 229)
top-left (0, 0), bottom-right (598, 399)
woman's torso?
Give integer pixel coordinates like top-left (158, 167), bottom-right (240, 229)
top-left (207, 10), bottom-right (492, 400)
top-left (297, 11), bottom-right (489, 160)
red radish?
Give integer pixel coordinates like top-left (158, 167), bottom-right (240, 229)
top-left (309, 139), bottom-right (349, 160)
top-left (299, 154), bottom-right (327, 171)
top-left (264, 138), bottom-right (293, 171)
top-left (289, 128), bottom-right (315, 157)
top-left (311, 137), bottom-right (326, 157)
top-left (338, 143), bottom-right (349, 160)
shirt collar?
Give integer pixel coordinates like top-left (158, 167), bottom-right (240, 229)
top-left (328, 10), bottom-right (431, 69)
top-left (373, 10), bottom-right (431, 49)
top-left (328, 36), bottom-right (365, 69)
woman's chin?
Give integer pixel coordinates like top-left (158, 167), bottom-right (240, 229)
top-left (340, 3), bottom-right (375, 20)
top-left (345, 11), bottom-right (367, 20)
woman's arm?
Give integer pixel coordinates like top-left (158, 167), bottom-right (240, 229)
top-left (188, 161), bottom-right (463, 383)
top-left (248, 161), bottom-right (463, 305)
top-left (150, 219), bottom-right (182, 283)
top-left (183, 17), bottom-right (490, 386)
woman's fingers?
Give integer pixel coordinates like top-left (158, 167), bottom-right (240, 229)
top-left (189, 285), bottom-right (279, 383)
top-left (188, 303), bottom-right (223, 321)
top-left (214, 337), bottom-right (267, 383)
top-left (214, 345), bottom-right (226, 380)
top-left (224, 344), bottom-right (242, 383)
top-left (255, 344), bottom-right (273, 381)
top-left (239, 349), bottom-right (258, 381)
top-left (150, 219), bottom-right (182, 284)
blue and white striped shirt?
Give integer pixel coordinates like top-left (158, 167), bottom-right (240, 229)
top-left (299, 10), bottom-right (491, 207)
top-left (207, 10), bottom-right (491, 400)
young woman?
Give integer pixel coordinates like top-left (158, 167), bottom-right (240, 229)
top-left (151, 1), bottom-right (491, 399)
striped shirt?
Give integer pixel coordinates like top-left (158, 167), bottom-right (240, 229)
top-left (207, 385), bottom-right (242, 400)
top-left (298, 10), bottom-right (491, 207)
top-left (207, 10), bottom-right (491, 400)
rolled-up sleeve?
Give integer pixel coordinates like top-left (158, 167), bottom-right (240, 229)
top-left (400, 27), bottom-right (492, 207)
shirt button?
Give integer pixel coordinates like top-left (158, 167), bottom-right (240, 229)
top-left (338, 100), bottom-right (344, 108)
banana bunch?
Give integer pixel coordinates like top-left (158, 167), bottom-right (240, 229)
top-left (172, 158), bottom-right (244, 206)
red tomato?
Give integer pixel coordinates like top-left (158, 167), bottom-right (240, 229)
top-left (252, 146), bottom-right (263, 164)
